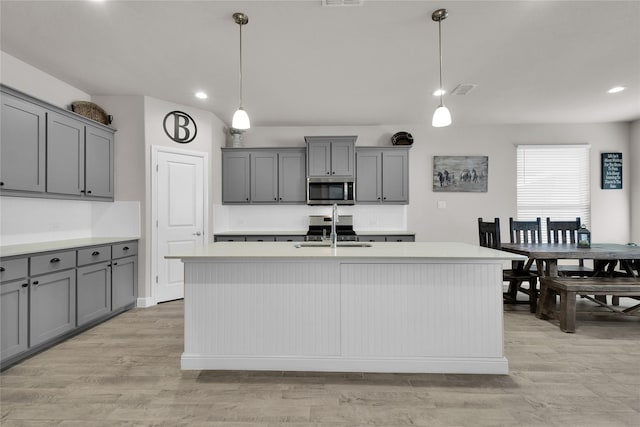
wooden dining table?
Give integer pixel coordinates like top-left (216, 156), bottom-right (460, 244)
top-left (499, 242), bottom-right (640, 278)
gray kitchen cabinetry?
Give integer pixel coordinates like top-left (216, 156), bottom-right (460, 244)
top-left (0, 239), bottom-right (138, 370)
top-left (0, 258), bottom-right (29, 361)
top-left (251, 151), bottom-right (279, 202)
top-left (0, 91), bottom-right (46, 193)
top-left (0, 85), bottom-right (115, 201)
top-left (305, 136), bottom-right (356, 178)
top-left (356, 147), bottom-right (409, 204)
top-left (222, 148), bottom-right (306, 204)
top-left (29, 268), bottom-right (76, 348)
top-left (222, 150), bottom-right (251, 203)
top-left (76, 245), bottom-right (112, 327)
top-left (111, 242), bottom-right (138, 311)
top-left (357, 234), bottom-right (415, 242)
top-left (47, 112), bottom-right (114, 200)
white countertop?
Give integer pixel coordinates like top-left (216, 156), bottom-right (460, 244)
top-left (166, 241), bottom-right (524, 261)
top-left (0, 237), bottom-right (139, 258)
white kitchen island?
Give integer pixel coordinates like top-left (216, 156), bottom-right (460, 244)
top-left (167, 241), bottom-right (525, 375)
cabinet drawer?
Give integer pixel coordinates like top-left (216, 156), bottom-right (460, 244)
top-left (275, 235), bottom-right (306, 242)
top-left (30, 251), bottom-right (76, 276)
top-left (77, 245), bottom-right (111, 266)
top-left (112, 241), bottom-right (137, 259)
top-left (386, 235), bottom-right (415, 242)
top-left (0, 257), bottom-right (28, 282)
top-left (245, 236), bottom-right (276, 242)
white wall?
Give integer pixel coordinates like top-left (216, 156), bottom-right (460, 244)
top-left (631, 119), bottom-right (640, 243)
top-left (0, 51), bottom-right (90, 108)
top-left (240, 122), bottom-right (632, 244)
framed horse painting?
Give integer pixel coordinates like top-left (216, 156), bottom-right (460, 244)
top-left (433, 155), bottom-right (488, 192)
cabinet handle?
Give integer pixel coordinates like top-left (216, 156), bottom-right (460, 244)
top-left (80, 190), bottom-right (86, 193)
top-left (0, 182), bottom-right (4, 186)
top-left (92, 251), bottom-right (100, 256)
top-left (279, 197), bottom-right (282, 201)
top-left (246, 198), bottom-right (249, 201)
top-left (326, 172), bottom-right (330, 175)
top-left (50, 257), bottom-right (60, 263)
top-left (123, 247), bottom-right (130, 251)
top-left (377, 197), bottom-right (381, 200)
top-left (0, 267), bottom-right (5, 272)
top-left (332, 171), bottom-right (335, 175)
top-left (87, 190), bottom-right (92, 194)
top-left (113, 262), bottom-right (118, 266)
top-left (32, 281), bottom-right (39, 286)
top-left (22, 283), bottom-right (28, 288)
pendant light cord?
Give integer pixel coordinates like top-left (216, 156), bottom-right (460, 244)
top-left (438, 18), bottom-right (444, 106)
top-left (238, 22), bottom-right (243, 108)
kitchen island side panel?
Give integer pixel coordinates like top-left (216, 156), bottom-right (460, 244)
top-left (182, 258), bottom-right (507, 374)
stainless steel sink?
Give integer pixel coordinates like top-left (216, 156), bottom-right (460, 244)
top-left (294, 242), bottom-right (372, 248)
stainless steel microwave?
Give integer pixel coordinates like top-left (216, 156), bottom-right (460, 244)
top-left (306, 177), bottom-right (355, 205)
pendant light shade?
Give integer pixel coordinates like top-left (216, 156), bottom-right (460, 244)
top-left (232, 107), bottom-right (250, 129)
top-left (232, 12), bottom-right (250, 130)
top-left (432, 8), bottom-right (451, 128)
top-left (432, 105), bottom-right (452, 127)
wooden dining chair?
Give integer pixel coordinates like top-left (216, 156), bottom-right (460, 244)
top-left (546, 217), bottom-right (593, 277)
top-left (509, 217), bottom-right (542, 244)
top-left (478, 218), bottom-right (539, 312)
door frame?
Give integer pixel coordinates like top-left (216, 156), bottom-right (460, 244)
top-left (151, 145), bottom-right (209, 305)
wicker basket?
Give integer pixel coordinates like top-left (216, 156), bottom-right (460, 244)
top-left (70, 101), bottom-right (111, 125)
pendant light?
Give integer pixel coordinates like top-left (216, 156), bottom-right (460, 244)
top-left (432, 8), bottom-right (452, 128)
top-left (232, 12), bottom-right (250, 130)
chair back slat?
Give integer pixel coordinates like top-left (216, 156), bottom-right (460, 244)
top-left (478, 218), bottom-right (501, 249)
top-left (546, 217), bottom-right (580, 244)
top-left (509, 217), bottom-right (542, 244)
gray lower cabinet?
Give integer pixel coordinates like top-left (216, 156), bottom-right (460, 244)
top-left (357, 235), bottom-right (415, 242)
top-left (29, 269), bottom-right (76, 348)
top-left (0, 85), bottom-right (115, 202)
top-left (0, 91), bottom-right (46, 193)
top-left (0, 279), bottom-right (29, 361)
top-left (222, 148), bottom-right (306, 204)
top-left (112, 255), bottom-right (138, 311)
top-left (356, 147), bottom-right (409, 204)
top-left (76, 261), bottom-right (112, 327)
top-left (0, 240), bottom-right (138, 369)
top-left (214, 236), bottom-right (246, 242)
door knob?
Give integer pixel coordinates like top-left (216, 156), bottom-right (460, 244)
top-left (193, 232), bottom-right (202, 236)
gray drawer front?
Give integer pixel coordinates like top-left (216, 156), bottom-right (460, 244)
top-left (386, 235), bottom-right (415, 242)
top-left (245, 236), bottom-right (276, 242)
top-left (112, 241), bottom-right (138, 259)
top-left (30, 251), bottom-right (76, 276)
top-left (0, 257), bottom-right (29, 283)
top-left (77, 246), bottom-right (112, 266)
top-left (274, 235), bottom-right (306, 242)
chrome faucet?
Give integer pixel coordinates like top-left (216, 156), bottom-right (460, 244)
top-left (331, 203), bottom-right (339, 248)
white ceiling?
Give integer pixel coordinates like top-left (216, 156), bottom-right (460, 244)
top-left (1, 0), bottom-right (639, 127)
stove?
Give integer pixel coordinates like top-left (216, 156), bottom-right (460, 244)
top-left (305, 215), bottom-right (357, 242)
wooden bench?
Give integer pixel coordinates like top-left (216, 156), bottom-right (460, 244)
top-left (537, 277), bottom-right (640, 332)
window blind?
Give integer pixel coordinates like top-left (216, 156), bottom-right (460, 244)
top-left (516, 145), bottom-right (590, 235)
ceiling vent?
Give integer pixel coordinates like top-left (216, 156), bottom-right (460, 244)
top-left (322, 0), bottom-right (363, 6)
top-left (451, 83), bottom-right (477, 95)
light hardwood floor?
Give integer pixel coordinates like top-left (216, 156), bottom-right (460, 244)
top-left (1, 299), bottom-right (639, 426)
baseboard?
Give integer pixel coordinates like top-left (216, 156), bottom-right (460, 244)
top-left (136, 296), bottom-right (156, 308)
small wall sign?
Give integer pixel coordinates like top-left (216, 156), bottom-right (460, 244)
top-left (601, 152), bottom-right (622, 189)
top-left (163, 111), bottom-right (197, 144)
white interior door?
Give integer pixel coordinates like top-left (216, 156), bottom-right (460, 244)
top-left (155, 149), bottom-right (206, 303)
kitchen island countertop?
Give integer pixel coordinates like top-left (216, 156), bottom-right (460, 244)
top-left (167, 241), bottom-right (524, 261)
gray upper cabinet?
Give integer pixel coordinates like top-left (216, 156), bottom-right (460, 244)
top-left (0, 91), bottom-right (46, 193)
top-left (278, 149), bottom-right (306, 203)
top-left (251, 151), bottom-right (278, 203)
top-left (222, 148), bottom-right (306, 204)
top-left (0, 85), bottom-right (115, 202)
top-left (356, 147), bottom-right (409, 204)
top-left (85, 126), bottom-right (114, 199)
top-left (47, 111), bottom-right (85, 196)
top-left (222, 150), bottom-right (251, 203)
top-left (305, 136), bottom-right (356, 178)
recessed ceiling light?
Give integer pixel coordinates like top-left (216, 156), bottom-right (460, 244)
top-left (432, 89), bottom-right (446, 96)
top-left (195, 91), bottom-right (208, 99)
top-left (607, 86), bottom-right (626, 94)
